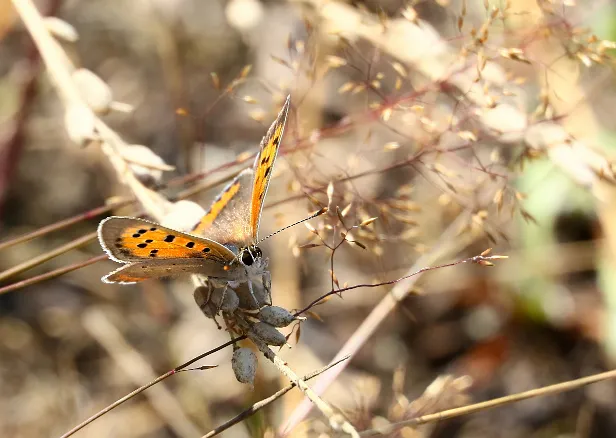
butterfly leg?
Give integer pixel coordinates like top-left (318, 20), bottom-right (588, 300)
top-left (217, 284), bottom-right (229, 311)
top-left (261, 271), bottom-right (272, 306)
top-left (246, 279), bottom-right (260, 308)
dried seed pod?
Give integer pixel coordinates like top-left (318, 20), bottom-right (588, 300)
top-left (120, 144), bottom-right (174, 185)
top-left (232, 347), bottom-right (257, 386)
top-left (72, 68), bottom-right (113, 114)
top-left (193, 286), bottom-right (216, 319)
top-left (44, 17), bottom-right (79, 42)
top-left (64, 104), bottom-right (96, 147)
top-left (161, 200), bottom-right (206, 233)
top-left (257, 306), bottom-right (297, 328)
top-left (249, 322), bottom-right (286, 346)
top-left (210, 286), bottom-right (239, 313)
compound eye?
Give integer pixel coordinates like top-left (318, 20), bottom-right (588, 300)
top-left (241, 250), bottom-right (254, 266)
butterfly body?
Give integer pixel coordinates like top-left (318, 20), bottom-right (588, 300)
top-left (98, 96), bottom-right (290, 310)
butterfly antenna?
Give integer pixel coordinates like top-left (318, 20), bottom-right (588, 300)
top-left (258, 207), bottom-right (328, 244)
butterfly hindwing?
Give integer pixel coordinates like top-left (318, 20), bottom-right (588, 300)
top-left (98, 216), bottom-right (236, 264)
top-left (102, 258), bottom-right (235, 284)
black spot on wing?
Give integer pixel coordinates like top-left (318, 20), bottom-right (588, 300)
top-left (137, 243), bottom-right (147, 248)
top-left (164, 235), bottom-right (175, 242)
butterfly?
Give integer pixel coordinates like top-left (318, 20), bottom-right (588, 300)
top-left (98, 96), bottom-right (291, 305)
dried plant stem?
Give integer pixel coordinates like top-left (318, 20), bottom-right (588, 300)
top-left (0, 0), bottom-right (61, 216)
top-left (59, 371), bottom-right (175, 438)
top-left (0, 254), bottom-right (107, 296)
top-left (59, 335), bottom-right (243, 438)
top-left (0, 198), bottom-right (132, 251)
top-left (0, 231), bottom-right (97, 282)
top-left (11, 0), bottom-right (170, 221)
top-left (95, 122), bottom-right (171, 219)
top-left (11, 0), bottom-right (81, 105)
top-left (281, 211), bottom-right (474, 435)
top-left (359, 368), bottom-right (616, 436)
top-left (175, 171), bottom-right (240, 201)
top-left (305, 0), bottom-right (613, 196)
top-left (296, 252), bottom-right (505, 316)
top-left (202, 355), bottom-right (351, 438)
top-left (81, 308), bottom-right (201, 438)
top-left (247, 334), bottom-right (359, 438)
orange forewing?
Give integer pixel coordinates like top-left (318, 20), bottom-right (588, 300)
top-left (193, 178), bottom-right (241, 235)
top-left (250, 96), bottom-right (290, 238)
top-left (99, 217), bottom-right (236, 264)
top-left (117, 226), bottom-right (215, 258)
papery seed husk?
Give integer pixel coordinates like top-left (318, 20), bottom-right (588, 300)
top-left (193, 286), bottom-right (211, 307)
top-left (161, 200), bottom-right (206, 232)
top-left (44, 17), bottom-right (79, 42)
top-left (121, 144), bottom-right (171, 184)
top-left (257, 306), bottom-right (297, 328)
top-left (109, 101), bottom-right (134, 113)
top-left (193, 287), bottom-right (217, 319)
top-left (232, 348), bottom-right (257, 386)
top-left (210, 287), bottom-right (239, 313)
top-left (64, 104), bottom-right (96, 147)
top-left (72, 68), bottom-right (113, 114)
top-left (249, 322), bottom-right (286, 346)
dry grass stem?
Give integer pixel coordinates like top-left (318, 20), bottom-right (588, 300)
top-left (202, 355), bottom-right (351, 438)
top-left (81, 308), bottom-right (202, 438)
top-left (282, 211), bottom-right (474, 434)
top-left (0, 231), bottom-right (97, 282)
top-left (248, 332), bottom-right (360, 437)
top-left (360, 368), bottom-right (616, 436)
top-left (0, 254), bottom-right (108, 296)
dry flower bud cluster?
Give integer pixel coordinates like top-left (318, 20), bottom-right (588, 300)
top-left (193, 274), bottom-right (302, 384)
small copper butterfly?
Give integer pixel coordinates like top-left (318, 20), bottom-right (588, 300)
top-left (98, 96), bottom-right (291, 301)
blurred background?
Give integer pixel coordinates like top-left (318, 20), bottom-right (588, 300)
top-left (2, 0), bottom-right (616, 437)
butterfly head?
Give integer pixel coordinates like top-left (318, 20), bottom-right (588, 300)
top-left (240, 245), bottom-right (263, 266)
